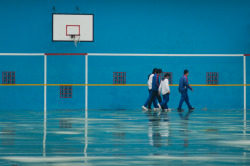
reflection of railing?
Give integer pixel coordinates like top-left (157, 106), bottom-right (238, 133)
top-left (84, 110), bottom-right (88, 163)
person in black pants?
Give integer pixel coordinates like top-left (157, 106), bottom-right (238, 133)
top-left (147, 69), bottom-right (163, 110)
top-left (142, 68), bottom-right (158, 110)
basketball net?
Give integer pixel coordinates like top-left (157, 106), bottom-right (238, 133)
top-left (71, 35), bottom-right (81, 47)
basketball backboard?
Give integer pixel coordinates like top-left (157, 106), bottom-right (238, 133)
top-left (52, 14), bottom-right (94, 42)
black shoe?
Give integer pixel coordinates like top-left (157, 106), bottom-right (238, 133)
top-left (177, 108), bottom-right (184, 112)
top-left (188, 107), bottom-right (195, 112)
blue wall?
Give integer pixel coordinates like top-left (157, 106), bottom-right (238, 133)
top-left (0, 56), bottom-right (44, 111)
top-left (0, 0), bottom-right (250, 53)
top-left (88, 56), bottom-right (244, 110)
top-left (0, 0), bottom-right (249, 110)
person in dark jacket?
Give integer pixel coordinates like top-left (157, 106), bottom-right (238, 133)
top-left (147, 69), bottom-right (163, 110)
top-left (177, 70), bottom-right (195, 112)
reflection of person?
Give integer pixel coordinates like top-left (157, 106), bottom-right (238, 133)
top-left (177, 70), bottom-right (195, 112)
top-left (158, 73), bottom-right (171, 112)
top-left (159, 112), bottom-right (171, 146)
top-left (142, 68), bottom-right (158, 110)
top-left (144, 111), bottom-right (171, 147)
top-left (179, 111), bottom-right (192, 148)
top-left (145, 111), bottom-right (161, 147)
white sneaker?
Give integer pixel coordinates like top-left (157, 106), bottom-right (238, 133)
top-left (142, 106), bottom-right (148, 110)
top-left (163, 109), bottom-right (168, 112)
top-left (167, 108), bottom-right (171, 112)
top-left (158, 103), bottom-right (162, 110)
top-left (153, 108), bottom-right (158, 111)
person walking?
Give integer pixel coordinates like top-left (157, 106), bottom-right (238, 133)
top-left (158, 73), bottom-right (171, 112)
top-left (177, 70), bottom-right (195, 112)
top-left (147, 69), bottom-right (163, 110)
top-left (142, 68), bottom-right (158, 110)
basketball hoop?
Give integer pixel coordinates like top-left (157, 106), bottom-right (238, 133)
top-left (70, 34), bottom-right (80, 47)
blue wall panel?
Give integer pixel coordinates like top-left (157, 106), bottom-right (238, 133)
top-left (190, 86), bottom-right (244, 110)
top-left (89, 56), bottom-right (243, 84)
top-left (88, 56), bottom-right (244, 109)
top-left (0, 56), bottom-right (44, 111)
top-left (88, 86), bottom-right (243, 110)
top-left (0, 86), bottom-right (43, 111)
top-left (0, 56), bottom-right (44, 84)
top-left (47, 86), bottom-right (85, 110)
top-left (47, 56), bottom-right (85, 84)
top-left (0, 55), bottom-right (244, 110)
top-left (246, 56), bottom-right (250, 84)
top-left (88, 86), bottom-right (146, 110)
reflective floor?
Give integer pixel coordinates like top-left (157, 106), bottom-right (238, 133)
top-left (0, 109), bottom-right (250, 166)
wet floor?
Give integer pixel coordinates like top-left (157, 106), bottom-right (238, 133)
top-left (0, 109), bottom-right (250, 165)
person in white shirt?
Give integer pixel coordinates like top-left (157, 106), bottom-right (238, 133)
top-left (158, 73), bottom-right (171, 112)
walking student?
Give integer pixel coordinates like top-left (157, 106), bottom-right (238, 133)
top-left (147, 69), bottom-right (163, 110)
top-left (158, 73), bottom-right (171, 112)
top-left (177, 70), bottom-right (195, 112)
top-left (142, 68), bottom-right (158, 110)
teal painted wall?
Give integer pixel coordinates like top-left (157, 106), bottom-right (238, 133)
top-left (0, 0), bottom-right (249, 110)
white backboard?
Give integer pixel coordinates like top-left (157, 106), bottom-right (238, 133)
top-left (53, 14), bottom-right (94, 42)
